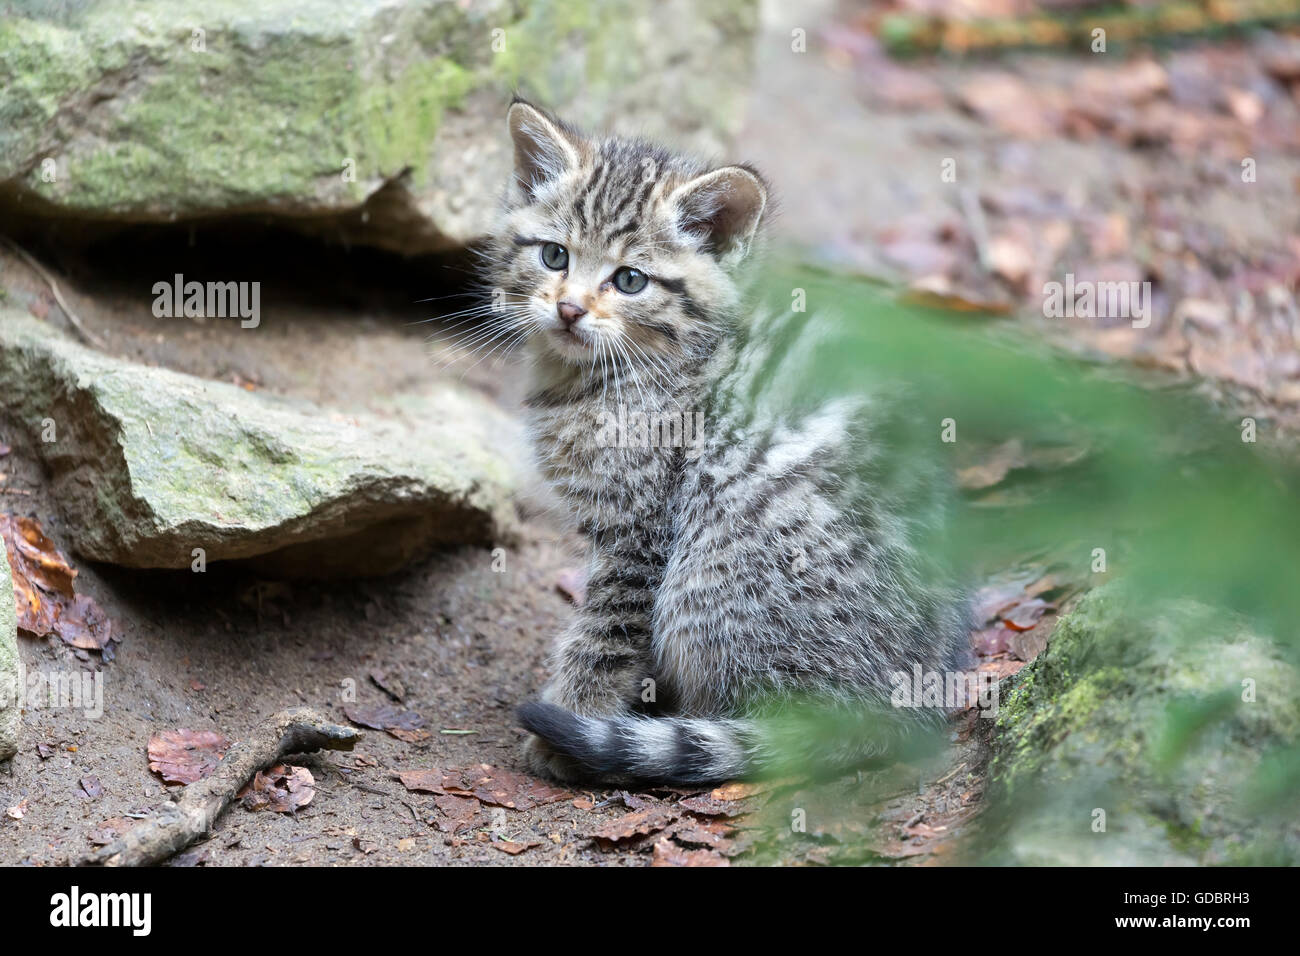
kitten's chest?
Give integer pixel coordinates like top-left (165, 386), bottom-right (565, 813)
top-left (528, 397), bottom-right (682, 532)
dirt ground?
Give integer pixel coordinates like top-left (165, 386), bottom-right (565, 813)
top-left (3, 1), bottom-right (1296, 866)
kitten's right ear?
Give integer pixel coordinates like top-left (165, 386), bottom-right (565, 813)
top-left (667, 165), bottom-right (768, 260)
top-left (507, 99), bottom-right (582, 201)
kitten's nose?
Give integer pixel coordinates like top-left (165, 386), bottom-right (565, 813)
top-left (557, 301), bottom-right (587, 327)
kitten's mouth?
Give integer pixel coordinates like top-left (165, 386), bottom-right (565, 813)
top-left (547, 324), bottom-right (594, 356)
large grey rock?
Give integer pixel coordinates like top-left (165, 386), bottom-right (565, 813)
top-left (0, 0), bottom-right (759, 252)
top-left (984, 586), bottom-right (1300, 865)
top-left (0, 541), bottom-right (18, 760)
top-left (0, 308), bottom-right (520, 576)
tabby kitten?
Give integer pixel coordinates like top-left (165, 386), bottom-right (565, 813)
top-left (486, 98), bottom-right (970, 785)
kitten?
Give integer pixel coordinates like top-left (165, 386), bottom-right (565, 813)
top-left (485, 98), bottom-right (970, 785)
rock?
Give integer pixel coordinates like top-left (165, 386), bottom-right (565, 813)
top-left (0, 0), bottom-right (759, 253)
top-left (983, 586), bottom-right (1300, 865)
top-left (0, 308), bottom-right (520, 576)
top-left (0, 541), bottom-right (17, 760)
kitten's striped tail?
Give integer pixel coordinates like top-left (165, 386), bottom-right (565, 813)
top-left (518, 703), bottom-right (757, 785)
top-left (519, 699), bottom-right (940, 785)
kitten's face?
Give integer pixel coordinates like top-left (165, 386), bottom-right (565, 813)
top-left (487, 101), bottom-right (767, 374)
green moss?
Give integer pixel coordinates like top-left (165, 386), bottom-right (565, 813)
top-left (2, 0), bottom-right (758, 252)
top-left (0, 18), bottom-right (96, 176)
top-left (359, 56), bottom-right (474, 186)
top-left (4, 2), bottom-right (488, 209)
top-left (982, 585), bottom-right (1300, 864)
top-left (488, 0), bottom-right (756, 133)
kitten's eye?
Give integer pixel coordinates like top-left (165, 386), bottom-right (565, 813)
top-left (540, 242), bottom-right (568, 271)
top-left (612, 266), bottom-right (648, 295)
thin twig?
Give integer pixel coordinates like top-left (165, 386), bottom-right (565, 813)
top-left (82, 707), bottom-right (360, 867)
top-left (958, 186), bottom-right (991, 275)
top-left (0, 235), bottom-right (107, 349)
top-left (934, 761), bottom-right (968, 785)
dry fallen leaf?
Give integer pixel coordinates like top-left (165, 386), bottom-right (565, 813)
top-left (241, 764), bottom-right (315, 813)
top-left (432, 794), bottom-right (483, 833)
top-left (651, 836), bottom-right (729, 867)
top-left (972, 626), bottom-right (1011, 656)
top-left (0, 513), bottom-right (116, 652)
top-left (675, 793), bottom-right (750, 818)
top-left (972, 575), bottom-right (1038, 625)
top-left (957, 72), bottom-right (1055, 139)
top-left (900, 285), bottom-right (1014, 316)
top-left (147, 728), bottom-right (230, 785)
top-left (398, 768), bottom-right (465, 794)
top-left (399, 765), bottom-right (570, 811)
top-left (555, 568), bottom-right (587, 606)
top-left (389, 728), bottom-right (432, 743)
top-left (1074, 60), bottom-right (1168, 107)
top-left (988, 235), bottom-right (1035, 289)
top-left (88, 817), bottom-right (132, 846)
top-left (1, 512), bottom-right (74, 636)
top-left (709, 779), bottom-right (789, 801)
top-left (667, 818), bottom-right (734, 850)
top-left (343, 703), bottom-right (425, 736)
top-left (493, 838), bottom-right (542, 855)
top-left (1001, 597), bottom-right (1050, 632)
top-left (1009, 611), bottom-right (1057, 663)
top-left (709, 781), bottom-right (759, 801)
top-left (457, 765), bottom-right (570, 810)
top-left (56, 593), bottom-right (113, 651)
top-left (589, 806), bottom-right (680, 846)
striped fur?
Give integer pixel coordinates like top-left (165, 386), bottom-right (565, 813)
top-left (484, 100), bottom-right (970, 784)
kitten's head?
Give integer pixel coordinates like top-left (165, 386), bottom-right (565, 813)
top-left (485, 98), bottom-right (767, 373)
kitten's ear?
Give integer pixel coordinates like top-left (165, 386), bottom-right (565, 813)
top-left (507, 99), bottom-right (583, 200)
top-left (668, 165), bottom-right (768, 258)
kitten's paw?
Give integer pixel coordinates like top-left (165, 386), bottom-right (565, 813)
top-left (522, 733), bottom-right (588, 784)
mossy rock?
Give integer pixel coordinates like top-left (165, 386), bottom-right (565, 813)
top-left (0, 542), bottom-right (18, 760)
top-left (0, 0), bottom-right (759, 251)
top-left (983, 585), bottom-right (1300, 864)
top-left (0, 308), bottom-right (520, 576)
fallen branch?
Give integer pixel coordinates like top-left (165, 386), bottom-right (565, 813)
top-left (84, 707), bottom-right (359, 867)
top-left (0, 234), bottom-right (107, 349)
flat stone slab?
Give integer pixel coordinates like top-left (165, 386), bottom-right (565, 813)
top-left (0, 308), bottom-right (520, 576)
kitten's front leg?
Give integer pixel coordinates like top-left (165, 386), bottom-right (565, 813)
top-left (523, 615), bottom-right (653, 782)
top-left (522, 536), bottom-right (662, 780)
top-left (540, 610), bottom-right (654, 716)
top-left (539, 542), bottom-right (660, 716)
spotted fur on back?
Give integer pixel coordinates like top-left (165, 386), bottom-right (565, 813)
top-left (482, 99), bottom-right (970, 785)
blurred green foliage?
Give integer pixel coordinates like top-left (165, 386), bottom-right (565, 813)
top-left (762, 266), bottom-right (1300, 637)
top-left (739, 265), bottom-right (1299, 864)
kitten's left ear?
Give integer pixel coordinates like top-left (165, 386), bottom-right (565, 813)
top-left (507, 99), bottom-right (584, 201)
top-left (668, 165), bottom-right (768, 258)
